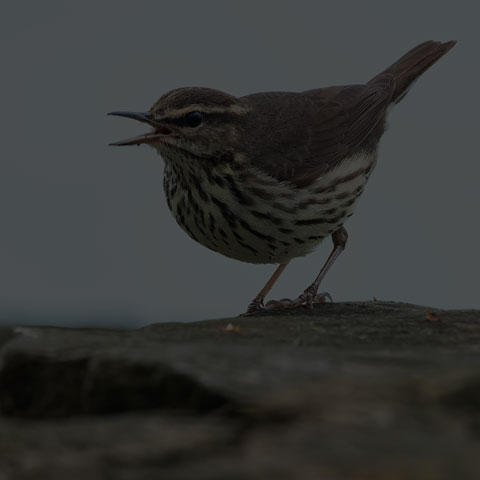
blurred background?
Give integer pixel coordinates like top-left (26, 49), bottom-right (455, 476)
top-left (0, 1), bottom-right (478, 327)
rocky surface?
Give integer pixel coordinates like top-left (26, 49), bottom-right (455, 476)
top-left (1, 301), bottom-right (480, 479)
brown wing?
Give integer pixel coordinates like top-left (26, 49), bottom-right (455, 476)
top-left (240, 75), bottom-right (395, 188)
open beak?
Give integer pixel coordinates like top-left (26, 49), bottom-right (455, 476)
top-left (107, 111), bottom-right (171, 146)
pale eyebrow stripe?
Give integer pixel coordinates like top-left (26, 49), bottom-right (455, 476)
top-left (162, 103), bottom-right (249, 118)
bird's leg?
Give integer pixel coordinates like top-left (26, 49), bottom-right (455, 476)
top-left (266, 227), bottom-right (348, 310)
top-left (245, 263), bottom-right (289, 314)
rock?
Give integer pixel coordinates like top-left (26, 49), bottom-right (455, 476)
top-left (0, 301), bottom-right (480, 479)
top-left (0, 352), bottom-right (231, 418)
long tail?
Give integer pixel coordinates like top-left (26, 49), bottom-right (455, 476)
top-left (369, 40), bottom-right (456, 104)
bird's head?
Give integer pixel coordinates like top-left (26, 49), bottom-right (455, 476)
top-left (109, 87), bottom-right (249, 160)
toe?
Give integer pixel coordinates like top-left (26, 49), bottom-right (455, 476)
top-left (265, 291), bottom-right (333, 311)
top-left (313, 292), bottom-right (333, 303)
top-left (245, 297), bottom-right (264, 315)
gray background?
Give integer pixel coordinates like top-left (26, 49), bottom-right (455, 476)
top-left (1, 1), bottom-right (478, 327)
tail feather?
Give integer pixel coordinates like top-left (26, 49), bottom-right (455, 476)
top-left (369, 40), bottom-right (456, 104)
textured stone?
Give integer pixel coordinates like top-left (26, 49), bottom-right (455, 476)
top-left (0, 302), bottom-right (480, 479)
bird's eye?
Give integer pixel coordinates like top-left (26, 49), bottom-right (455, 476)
top-left (184, 111), bottom-right (203, 128)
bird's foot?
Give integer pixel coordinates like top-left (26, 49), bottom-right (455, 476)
top-left (265, 286), bottom-right (332, 310)
top-left (245, 295), bottom-right (265, 315)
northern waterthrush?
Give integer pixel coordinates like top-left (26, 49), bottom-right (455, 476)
top-left (109, 40), bottom-right (456, 314)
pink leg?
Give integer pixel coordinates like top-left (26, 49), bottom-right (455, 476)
top-left (265, 227), bottom-right (348, 310)
top-left (246, 263), bottom-right (288, 314)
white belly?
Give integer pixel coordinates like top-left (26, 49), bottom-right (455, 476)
top-left (163, 152), bottom-right (376, 264)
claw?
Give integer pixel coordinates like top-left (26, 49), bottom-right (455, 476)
top-left (265, 291), bottom-right (333, 311)
top-left (245, 296), bottom-right (264, 315)
top-left (313, 292), bottom-right (333, 303)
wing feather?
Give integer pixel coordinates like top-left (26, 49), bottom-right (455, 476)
top-left (240, 76), bottom-right (395, 187)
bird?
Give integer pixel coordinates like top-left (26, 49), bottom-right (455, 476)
top-left (108, 40), bottom-right (456, 314)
